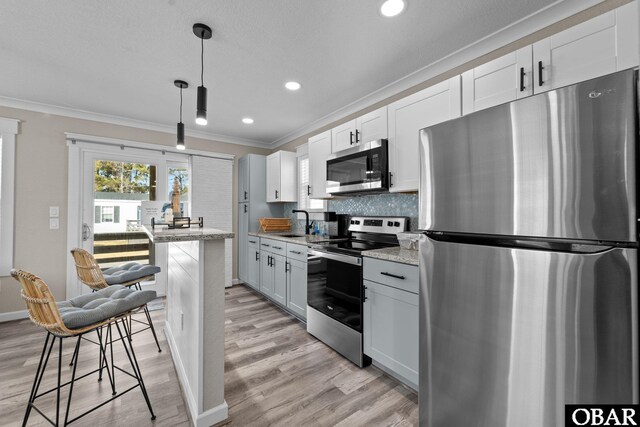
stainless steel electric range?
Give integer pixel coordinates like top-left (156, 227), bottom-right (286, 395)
top-left (306, 216), bottom-right (408, 367)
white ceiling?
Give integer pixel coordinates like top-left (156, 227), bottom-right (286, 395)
top-left (0, 0), bottom-right (576, 146)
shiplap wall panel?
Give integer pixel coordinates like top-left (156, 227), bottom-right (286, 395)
top-left (191, 156), bottom-right (233, 287)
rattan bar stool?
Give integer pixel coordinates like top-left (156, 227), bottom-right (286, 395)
top-left (11, 269), bottom-right (157, 426)
top-left (70, 248), bottom-right (162, 353)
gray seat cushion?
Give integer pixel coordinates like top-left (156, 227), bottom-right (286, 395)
top-left (58, 285), bottom-right (157, 329)
top-left (102, 262), bottom-right (161, 285)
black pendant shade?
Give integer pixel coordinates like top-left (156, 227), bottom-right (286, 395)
top-left (196, 85), bottom-right (207, 126)
top-left (174, 79), bottom-right (188, 150)
top-left (193, 23), bottom-right (212, 126)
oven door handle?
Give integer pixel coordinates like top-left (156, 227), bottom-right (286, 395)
top-left (308, 249), bottom-right (362, 266)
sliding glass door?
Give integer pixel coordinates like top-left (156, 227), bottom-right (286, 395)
top-left (80, 150), bottom-right (189, 296)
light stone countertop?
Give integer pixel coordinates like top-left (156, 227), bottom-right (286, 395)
top-left (248, 231), bottom-right (347, 245)
top-left (143, 225), bottom-right (234, 243)
top-left (362, 246), bottom-right (419, 266)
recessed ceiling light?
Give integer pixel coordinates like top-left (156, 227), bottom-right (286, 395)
top-left (242, 117), bottom-right (254, 124)
top-left (285, 81), bottom-right (301, 91)
top-left (380, 0), bottom-right (406, 17)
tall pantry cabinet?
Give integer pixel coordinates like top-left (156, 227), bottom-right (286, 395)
top-left (237, 154), bottom-right (283, 285)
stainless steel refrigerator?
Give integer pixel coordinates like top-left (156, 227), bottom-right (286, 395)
top-left (418, 69), bottom-right (639, 427)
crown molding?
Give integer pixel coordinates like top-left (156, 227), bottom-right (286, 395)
top-left (268, 0), bottom-right (605, 148)
top-left (0, 96), bottom-right (270, 148)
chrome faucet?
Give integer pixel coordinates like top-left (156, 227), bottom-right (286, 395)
top-left (292, 209), bottom-right (313, 235)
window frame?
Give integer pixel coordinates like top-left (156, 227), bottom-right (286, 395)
top-left (0, 117), bottom-right (19, 276)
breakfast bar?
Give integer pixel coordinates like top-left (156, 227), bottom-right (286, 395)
top-left (143, 226), bottom-right (234, 427)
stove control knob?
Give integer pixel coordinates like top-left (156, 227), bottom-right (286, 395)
top-left (387, 221), bottom-right (393, 226)
top-left (350, 220), bottom-right (355, 224)
top-left (355, 220), bottom-right (361, 225)
top-left (394, 221), bottom-right (400, 227)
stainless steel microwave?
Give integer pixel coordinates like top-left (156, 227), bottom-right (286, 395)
top-left (326, 139), bottom-right (389, 195)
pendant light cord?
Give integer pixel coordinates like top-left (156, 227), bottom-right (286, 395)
top-left (179, 86), bottom-right (183, 122)
top-left (201, 36), bottom-right (204, 86)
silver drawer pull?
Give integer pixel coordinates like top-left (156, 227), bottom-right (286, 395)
top-left (381, 271), bottom-right (405, 280)
top-left (273, 246), bottom-right (283, 250)
top-left (290, 250), bottom-right (302, 255)
top-left (261, 244), bottom-right (271, 247)
top-left (249, 240), bottom-right (257, 244)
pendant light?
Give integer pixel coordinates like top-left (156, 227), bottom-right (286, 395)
top-left (174, 80), bottom-right (188, 150)
top-left (193, 23), bottom-right (212, 126)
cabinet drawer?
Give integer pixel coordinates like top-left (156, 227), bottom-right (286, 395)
top-left (363, 258), bottom-right (418, 294)
top-left (260, 238), bottom-right (286, 256)
top-left (286, 243), bottom-right (308, 263)
top-left (248, 236), bottom-right (260, 249)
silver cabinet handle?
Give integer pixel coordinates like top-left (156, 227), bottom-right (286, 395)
top-left (261, 243), bottom-right (271, 247)
top-left (289, 250), bottom-right (302, 255)
top-left (249, 240), bottom-right (257, 244)
top-left (273, 246), bottom-right (283, 250)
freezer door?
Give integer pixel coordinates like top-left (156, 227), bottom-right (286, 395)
top-left (419, 236), bottom-right (638, 427)
top-left (419, 69), bottom-right (637, 242)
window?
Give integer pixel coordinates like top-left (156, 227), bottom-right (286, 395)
top-left (94, 206), bottom-right (120, 223)
top-left (0, 117), bottom-right (18, 275)
top-left (297, 154), bottom-right (326, 211)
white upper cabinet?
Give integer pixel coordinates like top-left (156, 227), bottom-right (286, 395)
top-left (308, 130), bottom-right (333, 199)
top-left (331, 120), bottom-right (357, 153)
top-left (462, 46), bottom-right (532, 115)
top-left (238, 155), bottom-right (250, 202)
top-left (388, 76), bottom-right (461, 193)
top-left (331, 106), bottom-right (388, 153)
top-left (356, 106), bottom-right (388, 143)
top-left (463, 2), bottom-right (639, 115)
top-left (533, 1), bottom-right (639, 93)
top-left (266, 151), bottom-right (297, 203)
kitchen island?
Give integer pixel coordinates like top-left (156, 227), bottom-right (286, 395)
top-left (143, 226), bottom-right (234, 427)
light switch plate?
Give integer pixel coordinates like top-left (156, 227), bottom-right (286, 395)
top-left (49, 218), bottom-right (59, 230)
top-left (49, 206), bottom-right (59, 218)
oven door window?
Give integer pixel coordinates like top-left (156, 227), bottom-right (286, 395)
top-left (326, 152), bottom-right (369, 191)
top-left (307, 254), bottom-right (362, 331)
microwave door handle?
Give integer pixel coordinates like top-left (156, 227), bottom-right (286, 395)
top-left (366, 156), bottom-right (372, 183)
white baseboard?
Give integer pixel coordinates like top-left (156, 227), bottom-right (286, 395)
top-left (0, 309), bottom-right (28, 323)
top-left (164, 322), bottom-right (229, 427)
top-left (196, 401), bottom-right (229, 427)
top-left (231, 278), bottom-right (243, 286)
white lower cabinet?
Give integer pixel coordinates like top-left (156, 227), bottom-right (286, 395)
top-left (246, 238), bottom-right (260, 291)
top-left (363, 258), bottom-right (419, 389)
top-left (253, 238), bottom-right (308, 320)
top-left (272, 253), bottom-right (287, 306)
top-left (260, 251), bottom-right (275, 299)
top-left (286, 258), bottom-right (307, 319)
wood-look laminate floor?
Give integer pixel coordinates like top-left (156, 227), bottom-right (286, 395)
top-left (0, 285), bottom-right (418, 426)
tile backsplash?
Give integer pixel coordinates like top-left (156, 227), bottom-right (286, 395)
top-left (284, 193), bottom-right (419, 234)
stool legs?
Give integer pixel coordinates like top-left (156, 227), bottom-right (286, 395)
top-left (23, 333), bottom-right (54, 426)
top-left (22, 318), bottom-right (156, 425)
top-left (134, 282), bottom-right (162, 353)
top-left (144, 306), bottom-right (162, 353)
top-left (63, 336), bottom-right (82, 426)
top-left (96, 327), bottom-right (116, 395)
top-left (115, 318), bottom-right (156, 420)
